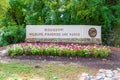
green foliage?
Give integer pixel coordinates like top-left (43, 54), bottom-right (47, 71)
top-left (24, 45), bottom-right (32, 55)
top-left (0, 0), bottom-right (9, 18)
top-left (7, 44), bottom-right (111, 58)
top-left (31, 46), bottom-right (41, 55)
top-left (0, 0), bottom-right (9, 27)
top-left (7, 0), bottom-right (25, 25)
top-left (0, 25), bottom-right (25, 46)
top-left (4, 0), bottom-right (120, 26)
top-left (78, 49), bottom-right (84, 57)
top-left (0, 0), bottom-right (120, 46)
top-left (7, 44), bottom-right (24, 57)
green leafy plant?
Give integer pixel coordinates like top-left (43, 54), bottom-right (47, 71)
top-left (24, 45), bottom-right (32, 55)
top-left (7, 44), bottom-right (24, 57)
top-left (78, 49), bottom-right (84, 57)
top-left (31, 46), bottom-right (41, 55)
top-left (7, 43), bottom-right (111, 58)
top-left (0, 25), bottom-right (25, 46)
top-left (57, 48), bottom-right (62, 56)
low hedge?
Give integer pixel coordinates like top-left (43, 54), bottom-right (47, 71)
top-left (7, 43), bottom-right (111, 58)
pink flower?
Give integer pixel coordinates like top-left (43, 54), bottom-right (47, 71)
top-left (90, 52), bottom-right (94, 54)
top-left (22, 43), bottom-right (28, 46)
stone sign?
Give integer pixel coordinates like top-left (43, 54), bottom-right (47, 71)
top-left (26, 25), bottom-right (101, 44)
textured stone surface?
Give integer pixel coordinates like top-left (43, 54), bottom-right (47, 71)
top-left (26, 38), bottom-right (101, 44)
top-left (81, 73), bottom-right (88, 77)
top-left (80, 68), bottom-right (120, 80)
top-left (106, 73), bottom-right (113, 78)
top-left (113, 70), bottom-right (118, 74)
top-left (105, 70), bottom-right (113, 74)
top-left (117, 68), bottom-right (120, 72)
top-left (99, 69), bottom-right (105, 73)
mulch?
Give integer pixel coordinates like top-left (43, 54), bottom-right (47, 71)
top-left (0, 45), bottom-right (120, 69)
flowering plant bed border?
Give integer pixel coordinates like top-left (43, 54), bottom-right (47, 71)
top-left (7, 43), bottom-right (111, 58)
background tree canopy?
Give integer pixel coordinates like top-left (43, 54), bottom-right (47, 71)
top-left (0, 0), bottom-right (120, 46)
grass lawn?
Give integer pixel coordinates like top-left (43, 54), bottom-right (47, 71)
top-left (0, 62), bottom-right (98, 80)
top-left (0, 63), bottom-right (37, 80)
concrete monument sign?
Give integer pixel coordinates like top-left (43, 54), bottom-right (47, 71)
top-left (26, 25), bottom-right (101, 44)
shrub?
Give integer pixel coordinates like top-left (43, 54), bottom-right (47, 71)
top-left (0, 25), bottom-right (25, 46)
top-left (7, 43), bottom-right (111, 58)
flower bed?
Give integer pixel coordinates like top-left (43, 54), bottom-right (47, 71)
top-left (7, 43), bottom-right (111, 58)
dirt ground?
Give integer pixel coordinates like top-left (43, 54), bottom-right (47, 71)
top-left (0, 45), bottom-right (120, 69)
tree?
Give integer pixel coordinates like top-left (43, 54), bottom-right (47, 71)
top-left (0, 0), bottom-right (120, 46)
top-left (0, 0), bottom-right (9, 27)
